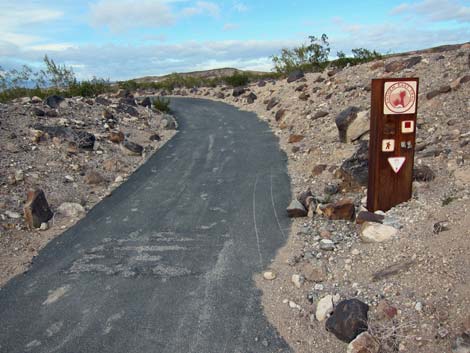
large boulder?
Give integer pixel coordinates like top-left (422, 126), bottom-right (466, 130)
top-left (23, 189), bottom-right (53, 229)
top-left (335, 107), bottom-right (369, 143)
top-left (337, 141), bottom-right (369, 190)
top-left (44, 95), bottom-right (64, 109)
top-left (246, 92), bottom-right (257, 104)
top-left (287, 70), bottom-right (304, 83)
top-left (232, 87), bottom-right (246, 97)
top-left (326, 299), bottom-right (369, 343)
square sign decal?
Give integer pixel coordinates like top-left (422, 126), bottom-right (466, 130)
top-left (401, 120), bottom-right (414, 133)
top-left (384, 81), bottom-right (417, 115)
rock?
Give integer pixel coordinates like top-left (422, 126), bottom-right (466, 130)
top-left (246, 92), bottom-right (257, 104)
top-left (338, 141), bottom-right (369, 189)
top-left (299, 92), bottom-right (310, 101)
top-left (44, 95), bottom-right (64, 108)
top-left (347, 332), bottom-right (380, 353)
top-left (5, 210), bottom-right (21, 219)
top-left (162, 115), bottom-right (178, 130)
top-left (57, 202), bottom-right (85, 217)
top-left (426, 85), bottom-right (452, 99)
top-left (404, 56), bottom-right (422, 68)
top-left (287, 199), bottom-right (307, 218)
top-left (335, 107), bottom-right (369, 143)
top-left (76, 131), bottom-right (95, 150)
top-left (95, 96), bottom-right (111, 105)
top-left (312, 110), bottom-right (329, 119)
top-left (119, 97), bottom-right (137, 106)
top-left (295, 83), bottom-right (307, 91)
top-left (287, 70), bottom-right (304, 83)
top-left (324, 183), bottom-right (339, 195)
top-left (31, 96), bottom-right (42, 104)
top-left (302, 262), bottom-right (326, 282)
top-left (116, 89), bottom-right (132, 98)
top-left (316, 294), bottom-right (339, 321)
top-left (263, 271), bottom-right (276, 280)
top-left (121, 140), bottom-right (144, 156)
top-left (103, 158), bottom-right (122, 172)
top-left (312, 164), bottom-right (327, 176)
top-left (288, 134), bottom-right (304, 143)
top-left (258, 80), bottom-right (266, 87)
top-left (326, 299), bottom-right (369, 343)
top-left (275, 108), bottom-right (286, 122)
top-left (39, 222), bottom-right (49, 231)
top-left (320, 239), bottom-right (335, 251)
top-left (297, 189), bottom-right (313, 209)
top-left (452, 333), bottom-right (470, 353)
top-left (322, 199), bottom-right (355, 221)
top-left (23, 189), bottom-right (53, 229)
top-left (376, 300), bottom-right (398, 320)
top-left (149, 133), bottom-right (161, 141)
top-left (360, 222), bottom-right (397, 243)
top-left (66, 142), bottom-right (79, 154)
top-left (413, 165), bottom-right (435, 182)
top-left (109, 131), bottom-right (125, 143)
top-left (140, 97), bottom-right (152, 108)
top-left (114, 175), bottom-right (124, 183)
top-left (216, 92), bottom-right (225, 99)
top-left (232, 86), bottom-right (246, 97)
top-left (32, 107), bottom-right (45, 116)
top-left (118, 104), bottom-right (139, 117)
top-left (15, 170), bottom-right (24, 182)
top-left (46, 110), bottom-right (58, 118)
top-left (356, 211), bottom-right (384, 224)
top-left (266, 97), bottom-right (279, 111)
top-left (291, 274), bottom-right (303, 288)
top-left (84, 171), bottom-right (106, 185)
top-left (384, 60), bottom-right (405, 73)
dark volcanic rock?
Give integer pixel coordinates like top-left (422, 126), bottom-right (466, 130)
top-left (246, 92), bottom-right (257, 104)
top-left (335, 106), bottom-right (361, 143)
top-left (76, 131), bottom-right (96, 150)
top-left (287, 70), bottom-right (304, 83)
top-left (413, 165), bottom-right (435, 182)
top-left (23, 189), bottom-right (53, 229)
top-left (313, 110), bottom-right (329, 119)
top-left (140, 97), bottom-right (152, 108)
top-left (149, 133), bottom-right (161, 141)
top-left (121, 140), bottom-right (143, 156)
top-left (266, 97), bottom-right (280, 111)
top-left (326, 299), bottom-right (369, 343)
top-left (118, 104), bottom-right (139, 117)
top-left (44, 95), bottom-right (64, 109)
top-left (337, 141), bottom-right (369, 190)
top-left (232, 86), bottom-right (246, 97)
top-left (31, 107), bottom-right (45, 117)
top-left (257, 80), bottom-right (266, 87)
top-left (275, 108), bottom-right (286, 122)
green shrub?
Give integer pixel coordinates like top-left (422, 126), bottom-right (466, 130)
top-left (152, 96), bottom-right (171, 112)
top-left (332, 48), bottom-right (382, 68)
top-left (224, 72), bottom-right (249, 87)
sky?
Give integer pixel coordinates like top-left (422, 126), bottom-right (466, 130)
top-left (0, 0), bottom-right (469, 81)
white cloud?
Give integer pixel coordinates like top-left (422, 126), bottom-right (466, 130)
top-left (181, 1), bottom-right (220, 18)
top-left (27, 43), bottom-right (76, 52)
top-left (391, 0), bottom-right (470, 23)
top-left (90, 0), bottom-right (176, 32)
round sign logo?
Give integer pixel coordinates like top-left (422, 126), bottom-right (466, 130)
top-left (384, 81), bottom-right (416, 114)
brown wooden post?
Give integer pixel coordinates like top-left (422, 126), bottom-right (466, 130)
top-left (367, 78), bottom-right (419, 212)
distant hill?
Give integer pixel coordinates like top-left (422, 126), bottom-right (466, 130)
top-left (134, 68), bottom-right (269, 83)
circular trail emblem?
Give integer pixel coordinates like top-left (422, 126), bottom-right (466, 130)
top-left (384, 82), bottom-right (416, 114)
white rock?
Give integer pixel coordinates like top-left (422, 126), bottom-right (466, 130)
top-left (39, 222), bottom-right (49, 231)
top-left (347, 111), bottom-right (370, 142)
top-left (115, 175), bottom-right (124, 183)
top-left (360, 222), bottom-right (398, 243)
top-left (57, 202), bottom-right (85, 217)
top-left (347, 332), bottom-right (380, 353)
top-left (289, 301), bottom-right (300, 309)
top-left (415, 302), bottom-right (423, 311)
top-left (316, 294), bottom-right (340, 321)
top-left (291, 274), bottom-right (303, 288)
top-left (320, 239), bottom-right (335, 251)
top-left (15, 170), bottom-right (24, 182)
top-left (5, 210), bottom-right (21, 219)
top-left (263, 271), bottom-right (276, 280)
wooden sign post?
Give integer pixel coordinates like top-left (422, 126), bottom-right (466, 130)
top-left (367, 78), bottom-right (419, 212)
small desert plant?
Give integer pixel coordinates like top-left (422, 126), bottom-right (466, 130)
top-left (224, 72), bottom-right (250, 87)
top-left (152, 96), bottom-right (171, 112)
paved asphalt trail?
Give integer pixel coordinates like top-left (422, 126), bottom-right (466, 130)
top-left (0, 98), bottom-right (293, 353)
